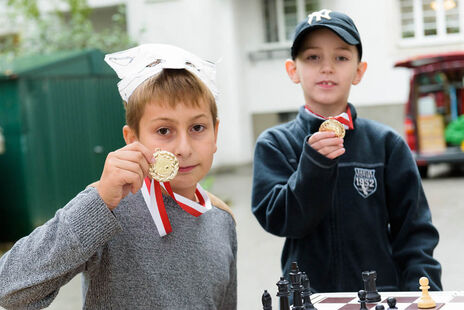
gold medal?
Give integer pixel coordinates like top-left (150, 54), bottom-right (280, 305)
top-left (149, 149), bottom-right (179, 182)
top-left (319, 119), bottom-right (346, 138)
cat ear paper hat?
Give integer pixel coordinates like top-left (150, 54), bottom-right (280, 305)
top-left (104, 44), bottom-right (218, 102)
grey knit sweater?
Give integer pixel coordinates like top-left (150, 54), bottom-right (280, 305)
top-left (0, 187), bottom-right (237, 309)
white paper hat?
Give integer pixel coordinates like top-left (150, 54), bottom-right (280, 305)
top-left (104, 44), bottom-right (218, 102)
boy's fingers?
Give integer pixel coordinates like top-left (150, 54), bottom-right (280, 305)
top-left (113, 150), bottom-right (150, 176)
top-left (326, 148), bottom-right (346, 159)
top-left (310, 138), bottom-right (344, 152)
top-left (113, 158), bottom-right (145, 183)
top-left (124, 142), bottom-right (155, 164)
top-left (118, 167), bottom-right (144, 194)
top-left (308, 131), bottom-right (336, 144)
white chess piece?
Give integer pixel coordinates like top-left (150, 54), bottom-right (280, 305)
top-left (417, 277), bottom-right (436, 309)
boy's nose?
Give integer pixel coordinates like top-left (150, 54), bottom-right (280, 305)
top-left (321, 60), bottom-right (334, 73)
top-left (173, 132), bottom-right (193, 159)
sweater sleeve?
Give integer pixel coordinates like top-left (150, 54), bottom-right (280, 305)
top-left (251, 132), bottom-right (338, 238)
top-left (385, 137), bottom-right (442, 291)
top-left (220, 222), bottom-right (237, 310)
top-left (0, 187), bottom-right (122, 309)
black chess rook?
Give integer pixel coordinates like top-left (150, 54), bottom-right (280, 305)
top-left (362, 270), bottom-right (381, 302)
top-left (289, 262), bottom-right (305, 310)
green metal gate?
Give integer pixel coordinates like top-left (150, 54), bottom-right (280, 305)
top-left (0, 49), bottom-right (125, 241)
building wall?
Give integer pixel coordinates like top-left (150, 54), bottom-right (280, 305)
top-left (2, 0), bottom-right (464, 166)
top-left (126, 0), bottom-right (253, 167)
top-left (240, 0), bottom-right (464, 144)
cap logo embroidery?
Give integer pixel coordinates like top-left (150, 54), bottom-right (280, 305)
top-left (307, 9), bottom-right (332, 25)
top-left (353, 167), bottom-right (377, 198)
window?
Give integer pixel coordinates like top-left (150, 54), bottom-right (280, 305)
top-left (400, 0), bottom-right (462, 42)
top-left (263, 0), bottom-right (320, 44)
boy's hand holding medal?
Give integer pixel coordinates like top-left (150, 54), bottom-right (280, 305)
top-left (96, 144), bottom-right (180, 210)
top-left (307, 119), bottom-right (346, 160)
top-left (96, 142), bottom-right (153, 210)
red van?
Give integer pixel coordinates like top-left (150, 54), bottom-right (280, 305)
top-left (394, 52), bottom-right (464, 178)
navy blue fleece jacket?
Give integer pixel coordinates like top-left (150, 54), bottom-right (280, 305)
top-left (251, 104), bottom-right (442, 292)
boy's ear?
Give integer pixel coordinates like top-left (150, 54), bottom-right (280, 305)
top-left (352, 61), bottom-right (368, 85)
top-left (123, 125), bottom-right (137, 144)
top-left (285, 59), bottom-right (300, 84)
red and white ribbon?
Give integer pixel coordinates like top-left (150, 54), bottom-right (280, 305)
top-left (305, 105), bottom-right (354, 130)
top-left (141, 177), bottom-right (212, 237)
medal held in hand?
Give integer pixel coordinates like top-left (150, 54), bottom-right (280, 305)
top-left (149, 149), bottom-right (179, 182)
top-left (319, 118), bottom-right (346, 138)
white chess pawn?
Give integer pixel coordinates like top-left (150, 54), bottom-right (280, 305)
top-left (417, 277), bottom-right (436, 309)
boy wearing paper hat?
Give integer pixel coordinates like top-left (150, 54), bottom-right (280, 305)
top-left (0, 44), bottom-right (237, 309)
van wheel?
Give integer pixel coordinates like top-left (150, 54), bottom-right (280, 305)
top-left (418, 165), bottom-right (429, 178)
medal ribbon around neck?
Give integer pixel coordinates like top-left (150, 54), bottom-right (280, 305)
top-left (141, 178), bottom-right (212, 237)
top-left (141, 149), bottom-right (212, 237)
top-left (305, 105), bottom-right (354, 130)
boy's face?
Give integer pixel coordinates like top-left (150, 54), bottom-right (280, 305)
top-left (286, 28), bottom-right (367, 115)
top-left (124, 99), bottom-right (219, 199)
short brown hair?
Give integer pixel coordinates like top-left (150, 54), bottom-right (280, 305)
top-left (125, 69), bottom-right (217, 136)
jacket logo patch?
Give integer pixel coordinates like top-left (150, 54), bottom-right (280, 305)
top-left (353, 168), bottom-right (377, 198)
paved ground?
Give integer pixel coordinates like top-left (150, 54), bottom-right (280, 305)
top-left (1, 164), bottom-right (463, 309)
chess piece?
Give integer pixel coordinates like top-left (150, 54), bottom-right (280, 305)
top-left (300, 272), bottom-right (317, 310)
top-left (386, 297), bottom-right (398, 309)
top-left (262, 290), bottom-right (272, 310)
top-left (358, 290), bottom-right (368, 310)
top-left (362, 270), bottom-right (381, 302)
top-left (417, 277), bottom-right (436, 309)
top-left (289, 262), bottom-right (305, 310)
top-left (375, 305), bottom-right (385, 310)
top-left (276, 277), bottom-right (291, 310)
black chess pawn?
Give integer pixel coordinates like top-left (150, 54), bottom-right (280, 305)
top-left (387, 297), bottom-right (398, 310)
top-left (276, 277), bottom-right (291, 310)
top-left (358, 290), bottom-right (368, 310)
top-left (289, 262), bottom-right (305, 310)
top-left (300, 272), bottom-right (317, 310)
top-left (262, 290), bottom-right (272, 310)
top-left (375, 305), bottom-right (385, 310)
top-left (362, 270), bottom-right (381, 302)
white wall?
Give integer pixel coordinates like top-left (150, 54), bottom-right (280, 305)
top-left (126, 0), bottom-right (253, 166)
top-left (335, 1), bottom-right (411, 106)
top-left (244, 0), bottom-right (412, 115)
top-left (243, 0), bottom-right (464, 113)
top-left (4, 0), bottom-right (463, 166)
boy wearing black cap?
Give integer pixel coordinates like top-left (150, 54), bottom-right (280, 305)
top-left (251, 9), bottom-right (442, 292)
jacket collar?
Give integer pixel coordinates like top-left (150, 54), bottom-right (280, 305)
top-left (296, 103), bottom-right (358, 134)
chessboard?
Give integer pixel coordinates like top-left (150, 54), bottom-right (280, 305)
top-left (309, 291), bottom-right (464, 310)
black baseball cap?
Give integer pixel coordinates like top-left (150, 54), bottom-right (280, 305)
top-left (291, 9), bottom-right (362, 60)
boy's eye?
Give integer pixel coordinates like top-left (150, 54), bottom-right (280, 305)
top-left (157, 127), bottom-right (170, 135)
top-left (306, 55), bottom-right (319, 61)
top-left (191, 124), bottom-right (205, 132)
top-left (336, 56), bottom-right (349, 61)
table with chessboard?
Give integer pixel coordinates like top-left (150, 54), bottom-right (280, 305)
top-left (309, 291), bottom-right (464, 310)
top-left (260, 262), bottom-right (462, 310)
